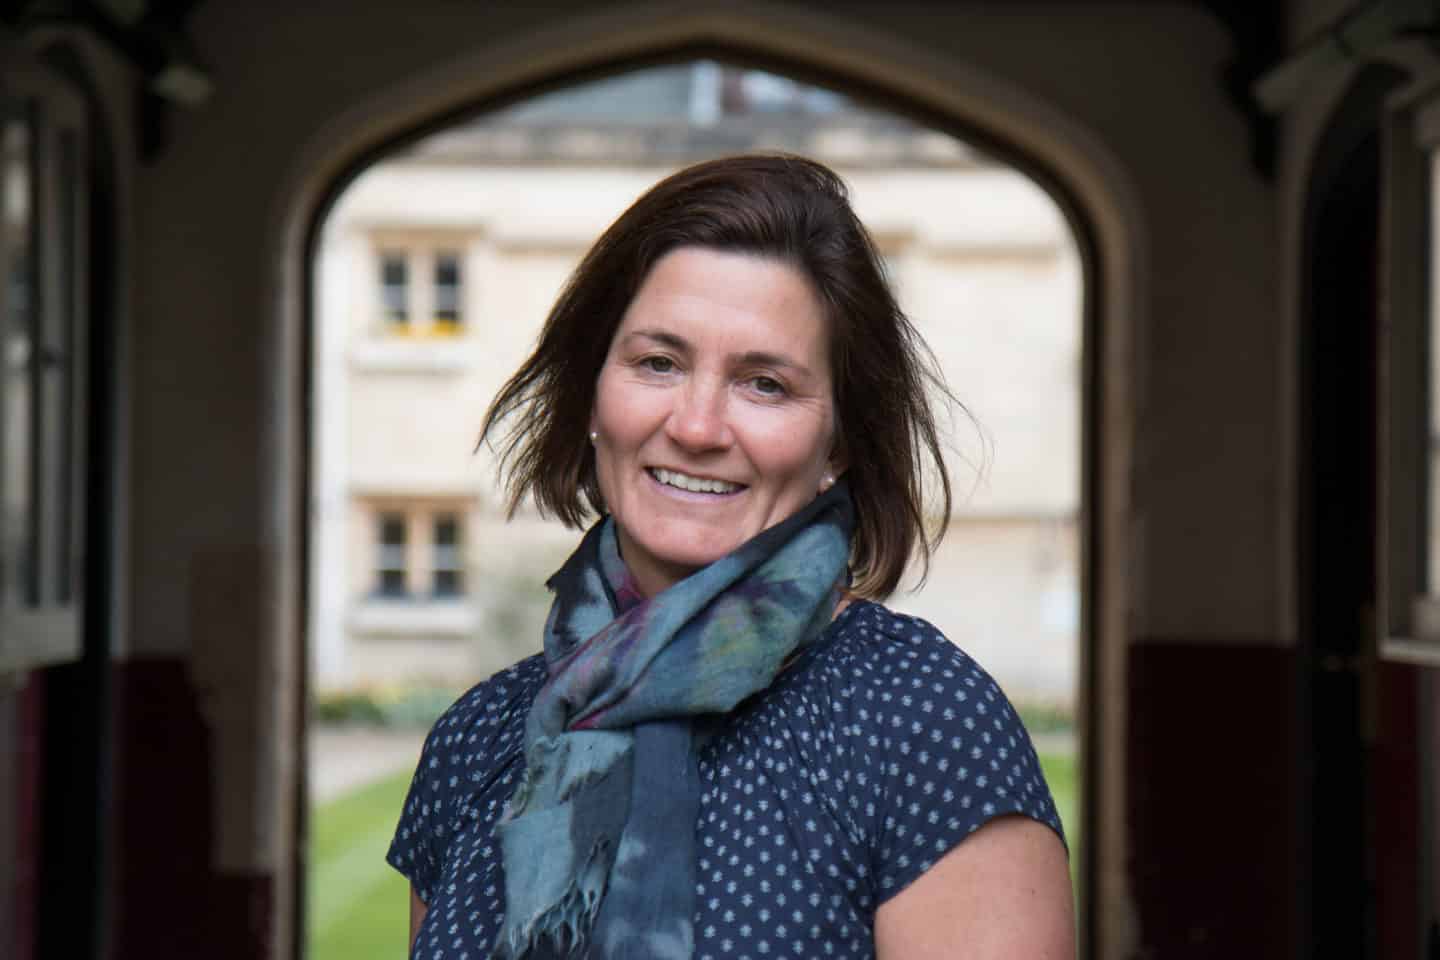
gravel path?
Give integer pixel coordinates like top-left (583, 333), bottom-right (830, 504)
top-left (308, 728), bottom-right (427, 805)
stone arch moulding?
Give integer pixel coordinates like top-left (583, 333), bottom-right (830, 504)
top-left (263, 1), bottom-right (1147, 955)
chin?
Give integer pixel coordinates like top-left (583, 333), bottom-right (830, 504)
top-left (649, 536), bottom-right (739, 575)
top-left (659, 546), bottom-right (731, 573)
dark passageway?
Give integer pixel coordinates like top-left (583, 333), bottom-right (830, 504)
top-left (1, 2), bottom-right (1437, 958)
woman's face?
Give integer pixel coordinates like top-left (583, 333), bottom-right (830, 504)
top-left (591, 247), bottom-right (843, 598)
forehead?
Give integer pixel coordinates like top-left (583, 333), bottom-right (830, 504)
top-left (618, 247), bottom-right (829, 359)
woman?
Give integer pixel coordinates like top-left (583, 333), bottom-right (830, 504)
top-left (388, 154), bottom-right (1073, 959)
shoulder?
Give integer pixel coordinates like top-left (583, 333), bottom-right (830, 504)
top-left (831, 601), bottom-right (1039, 761)
top-left (388, 653), bottom-right (547, 900)
top-left (818, 602), bottom-right (1066, 891)
top-left (783, 599), bottom-right (1036, 770)
top-left (417, 653), bottom-right (547, 772)
top-left (807, 600), bottom-right (1059, 822)
top-left (813, 599), bottom-right (1001, 701)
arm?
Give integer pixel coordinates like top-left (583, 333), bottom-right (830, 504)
top-left (874, 815), bottom-right (1074, 959)
top-left (409, 885), bottom-right (428, 952)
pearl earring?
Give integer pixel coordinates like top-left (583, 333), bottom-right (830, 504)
top-left (820, 473), bottom-right (835, 491)
top-left (589, 430), bottom-right (598, 444)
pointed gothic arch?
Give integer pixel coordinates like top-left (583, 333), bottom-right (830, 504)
top-left (266, 5), bottom-right (1148, 953)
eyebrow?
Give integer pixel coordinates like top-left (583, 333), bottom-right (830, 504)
top-left (622, 328), bottom-right (814, 377)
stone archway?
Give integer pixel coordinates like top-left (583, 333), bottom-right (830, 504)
top-left (268, 3), bottom-right (1146, 954)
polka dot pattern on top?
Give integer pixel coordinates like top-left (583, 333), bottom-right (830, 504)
top-left (387, 600), bottom-right (1065, 960)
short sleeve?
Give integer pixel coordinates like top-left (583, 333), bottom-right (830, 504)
top-left (386, 718), bottom-right (454, 903)
top-left (385, 655), bottom-right (545, 904)
top-left (857, 612), bottom-right (1065, 904)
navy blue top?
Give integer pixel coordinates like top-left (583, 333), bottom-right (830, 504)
top-left (388, 600), bottom-right (1064, 960)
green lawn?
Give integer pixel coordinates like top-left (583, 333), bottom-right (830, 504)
top-left (1037, 750), bottom-right (1081, 890)
top-left (307, 772), bottom-right (412, 960)
top-left (306, 754), bottom-right (1081, 960)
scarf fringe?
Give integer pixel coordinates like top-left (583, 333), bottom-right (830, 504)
top-left (491, 841), bottom-right (609, 960)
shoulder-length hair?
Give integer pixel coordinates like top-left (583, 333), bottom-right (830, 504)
top-left (479, 153), bottom-right (958, 598)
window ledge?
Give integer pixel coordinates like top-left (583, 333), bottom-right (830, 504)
top-left (349, 599), bottom-right (478, 636)
top-left (349, 340), bottom-right (470, 374)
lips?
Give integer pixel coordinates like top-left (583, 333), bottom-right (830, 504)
top-left (647, 467), bottom-right (745, 495)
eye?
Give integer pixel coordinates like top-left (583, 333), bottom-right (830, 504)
top-left (750, 375), bottom-right (786, 396)
top-left (640, 355), bottom-right (675, 374)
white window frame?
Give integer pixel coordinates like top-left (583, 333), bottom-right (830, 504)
top-left (430, 510), bottom-right (465, 599)
top-left (367, 237), bottom-right (471, 340)
top-left (1378, 88), bottom-right (1440, 665)
top-left (431, 249), bottom-right (464, 334)
top-left (373, 510), bottom-right (409, 599)
top-left (378, 249), bottom-right (410, 328)
top-left (361, 502), bottom-right (471, 604)
top-left (0, 59), bottom-right (88, 673)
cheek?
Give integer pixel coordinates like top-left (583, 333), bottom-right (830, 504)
top-left (592, 372), bottom-right (660, 471)
top-left (750, 417), bottom-right (834, 479)
top-left (592, 370), bottom-right (631, 440)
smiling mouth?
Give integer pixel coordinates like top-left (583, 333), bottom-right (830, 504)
top-left (648, 467), bottom-right (745, 495)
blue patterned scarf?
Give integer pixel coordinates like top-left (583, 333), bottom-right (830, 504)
top-left (492, 483), bottom-right (854, 959)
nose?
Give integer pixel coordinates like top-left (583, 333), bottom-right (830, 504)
top-left (664, 378), bottom-right (732, 451)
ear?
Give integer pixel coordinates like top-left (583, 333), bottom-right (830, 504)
top-left (827, 435), bottom-right (849, 478)
top-left (820, 446), bottom-right (848, 494)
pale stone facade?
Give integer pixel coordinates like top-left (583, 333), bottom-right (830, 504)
top-left (309, 64), bottom-right (1081, 704)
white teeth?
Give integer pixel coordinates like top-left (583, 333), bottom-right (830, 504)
top-left (652, 468), bottom-right (741, 494)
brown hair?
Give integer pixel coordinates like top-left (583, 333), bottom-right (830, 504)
top-left (479, 154), bottom-right (958, 597)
